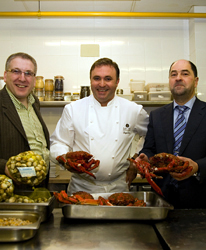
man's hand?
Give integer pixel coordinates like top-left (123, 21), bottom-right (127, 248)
top-left (5, 165), bottom-right (21, 185)
top-left (126, 161), bottom-right (138, 188)
top-left (136, 153), bottom-right (149, 162)
top-left (170, 156), bottom-right (199, 181)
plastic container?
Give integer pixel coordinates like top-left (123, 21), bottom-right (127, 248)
top-left (129, 80), bottom-right (145, 93)
top-left (148, 91), bottom-right (171, 101)
top-left (117, 94), bottom-right (133, 101)
top-left (134, 91), bottom-right (147, 101)
top-left (145, 83), bottom-right (169, 92)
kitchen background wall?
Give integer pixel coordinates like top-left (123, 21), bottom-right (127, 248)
top-left (0, 6), bottom-right (205, 98)
top-left (0, 6), bottom-right (205, 138)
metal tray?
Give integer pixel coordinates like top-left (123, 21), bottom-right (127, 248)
top-left (62, 191), bottom-right (174, 220)
top-left (0, 210), bottom-right (41, 242)
top-left (0, 192), bottom-right (55, 222)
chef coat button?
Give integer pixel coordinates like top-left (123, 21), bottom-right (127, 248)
top-left (90, 121), bottom-right (93, 123)
top-left (116, 121), bottom-right (119, 124)
top-left (91, 138), bottom-right (94, 140)
top-left (108, 173), bottom-right (111, 176)
top-left (112, 156), bottom-right (114, 159)
top-left (115, 138), bottom-right (118, 141)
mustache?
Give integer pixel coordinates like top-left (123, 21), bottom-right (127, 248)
top-left (174, 82), bottom-right (184, 87)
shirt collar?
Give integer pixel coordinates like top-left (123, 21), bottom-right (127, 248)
top-left (173, 95), bottom-right (196, 110)
top-left (6, 86), bottom-right (35, 109)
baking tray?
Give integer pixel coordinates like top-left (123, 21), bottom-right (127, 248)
top-left (0, 191), bottom-right (55, 222)
top-left (62, 191), bottom-right (174, 220)
top-left (0, 210), bottom-right (41, 242)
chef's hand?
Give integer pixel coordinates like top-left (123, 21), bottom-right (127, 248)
top-left (59, 154), bottom-right (82, 174)
top-left (126, 161), bottom-right (137, 188)
top-left (170, 156), bottom-right (199, 181)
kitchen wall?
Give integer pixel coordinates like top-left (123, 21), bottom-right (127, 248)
top-left (0, 17), bottom-right (191, 95)
top-left (0, 10), bottom-right (205, 159)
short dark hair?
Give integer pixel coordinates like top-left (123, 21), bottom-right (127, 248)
top-left (5, 52), bottom-right (37, 75)
top-left (90, 58), bottom-right (120, 80)
top-left (169, 60), bottom-right (198, 77)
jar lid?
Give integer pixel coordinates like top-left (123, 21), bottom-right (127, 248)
top-left (73, 92), bottom-right (79, 95)
top-left (65, 92), bottom-right (71, 95)
top-left (45, 79), bottom-right (53, 82)
top-left (36, 76), bottom-right (44, 79)
top-left (0, 76), bottom-right (4, 80)
top-left (54, 75), bottom-right (64, 79)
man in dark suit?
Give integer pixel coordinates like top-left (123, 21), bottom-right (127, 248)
top-left (0, 52), bottom-right (50, 190)
top-left (136, 59), bottom-right (206, 208)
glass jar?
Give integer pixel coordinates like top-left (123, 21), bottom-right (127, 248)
top-left (34, 88), bottom-right (44, 101)
top-left (35, 76), bottom-right (44, 89)
top-left (45, 79), bottom-right (54, 92)
top-left (45, 91), bottom-right (54, 101)
top-left (72, 93), bottom-right (80, 101)
top-left (80, 86), bottom-right (90, 99)
top-left (54, 75), bottom-right (64, 101)
top-left (64, 92), bottom-right (71, 101)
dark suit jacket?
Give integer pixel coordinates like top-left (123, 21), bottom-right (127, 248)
top-left (140, 98), bottom-right (206, 208)
top-left (0, 86), bottom-right (50, 190)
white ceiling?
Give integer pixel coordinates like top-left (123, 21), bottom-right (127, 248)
top-left (0, 0), bottom-right (206, 13)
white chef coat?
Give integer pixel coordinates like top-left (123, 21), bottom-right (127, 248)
top-left (50, 95), bottom-right (149, 194)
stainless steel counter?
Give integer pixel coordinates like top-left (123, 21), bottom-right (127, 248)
top-left (155, 209), bottom-right (206, 249)
top-left (0, 208), bottom-right (162, 250)
top-left (1, 208), bottom-right (205, 249)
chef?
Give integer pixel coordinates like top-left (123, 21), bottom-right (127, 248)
top-left (50, 57), bottom-right (149, 194)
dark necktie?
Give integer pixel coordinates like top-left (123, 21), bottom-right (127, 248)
top-left (173, 105), bottom-right (189, 156)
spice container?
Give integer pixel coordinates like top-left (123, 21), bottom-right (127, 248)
top-left (116, 89), bottom-right (123, 94)
top-left (72, 93), bottom-right (80, 101)
top-left (64, 92), bottom-right (72, 101)
top-left (44, 79), bottom-right (54, 101)
top-left (80, 86), bottom-right (90, 99)
top-left (54, 75), bottom-right (64, 101)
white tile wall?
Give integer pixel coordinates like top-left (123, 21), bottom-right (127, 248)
top-left (0, 14), bottom-right (205, 98)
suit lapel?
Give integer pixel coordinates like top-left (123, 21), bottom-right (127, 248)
top-left (2, 88), bottom-right (28, 141)
top-left (180, 98), bottom-right (206, 155)
top-left (161, 103), bottom-right (174, 153)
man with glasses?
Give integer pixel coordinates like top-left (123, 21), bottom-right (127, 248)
top-left (0, 52), bottom-right (50, 190)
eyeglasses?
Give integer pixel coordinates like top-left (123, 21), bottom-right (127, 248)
top-left (7, 69), bottom-right (36, 78)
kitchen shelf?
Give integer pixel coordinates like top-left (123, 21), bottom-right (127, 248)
top-left (40, 100), bottom-right (172, 107)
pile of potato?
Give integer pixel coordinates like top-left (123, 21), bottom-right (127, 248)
top-left (6, 151), bottom-right (47, 186)
top-left (0, 175), bottom-right (14, 202)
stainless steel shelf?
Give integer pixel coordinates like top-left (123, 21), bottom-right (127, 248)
top-left (40, 100), bottom-right (172, 107)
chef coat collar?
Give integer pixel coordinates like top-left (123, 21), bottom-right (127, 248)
top-left (92, 94), bottom-right (117, 107)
